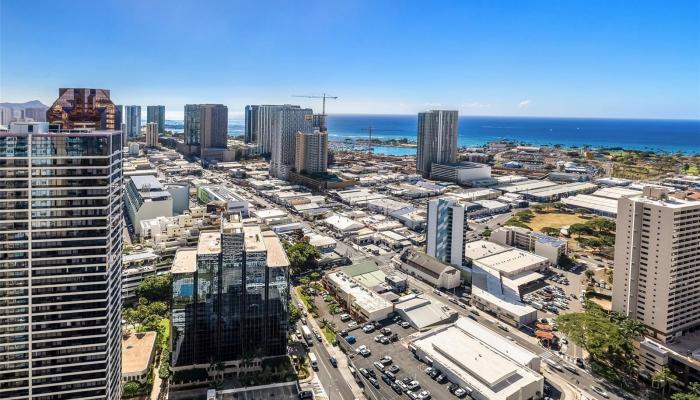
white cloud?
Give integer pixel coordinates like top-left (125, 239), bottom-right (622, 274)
top-left (518, 99), bottom-right (531, 109)
top-left (460, 101), bottom-right (490, 109)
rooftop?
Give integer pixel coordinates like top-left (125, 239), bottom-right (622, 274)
top-left (198, 231), bottom-right (221, 255)
top-left (122, 331), bottom-right (157, 375)
top-left (243, 226), bottom-right (266, 253)
top-left (473, 248), bottom-right (548, 275)
top-left (130, 174), bottom-right (165, 191)
top-left (326, 271), bottom-right (393, 314)
top-left (262, 231), bottom-right (290, 268)
top-left (464, 240), bottom-right (509, 260)
top-left (172, 248), bottom-right (197, 274)
top-left (411, 317), bottom-right (541, 399)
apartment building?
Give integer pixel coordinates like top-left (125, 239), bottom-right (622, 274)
top-left (612, 187), bottom-right (700, 343)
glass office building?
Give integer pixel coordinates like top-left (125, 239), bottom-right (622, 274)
top-left (146, 105), bottom-right (166, 134)
top-left (46, 88), bottom-right (121, 131)
top-left (0, 121), bottom-right (123, 399)
top-left (170, 215), bottom-right (290, 372)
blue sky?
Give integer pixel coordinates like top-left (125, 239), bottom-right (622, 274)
top-left (1, 0), bottom-right (699, 119)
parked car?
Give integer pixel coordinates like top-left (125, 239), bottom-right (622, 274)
top-left (381, 327), bottom-right (392, 335)
top-left (387, 364), bottom-right (400, 373)
top-left (369, 377), bottom-right (379, 388)
top-left (380, 355), bottom-right (393, 365)
top-left (345, 335), bottom-right (356, 344)
top-left (329, 356), bottom-right (337, 367)
top-left (591, 386), bottom-right (609, 398)
top-left (373, 361), bottom-right (385, 372)
top-left (391, 383), bottom-right (403, 394)
top-left (400, 321), bottom-right (411, 328)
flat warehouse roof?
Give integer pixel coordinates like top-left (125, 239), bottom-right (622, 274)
top-left (474, 248), bottom-right (548, 275)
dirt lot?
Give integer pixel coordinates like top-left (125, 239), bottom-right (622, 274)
top-left (528, 212), bottom-right (587, 232)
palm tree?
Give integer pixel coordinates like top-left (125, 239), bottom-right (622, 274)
top-left (652, 368), bottom-right (679, 398)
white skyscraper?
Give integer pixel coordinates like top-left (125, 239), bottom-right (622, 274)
top-left (612, 187), bottom-right (700, 343)
top-left (416, 110), bottom-right (459, 178)
top-left (266, 105), bottom-right (314, 179)
top-left (1, 121), bottom-right (124, 399)
top-left (426, 197), bottom-right (468, 267)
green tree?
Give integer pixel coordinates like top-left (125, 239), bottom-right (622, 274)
top-left (289, 302), bottom-right (302, 326)
top-left (309, 271), bottom-right (321, 281)
top-left (285, 242), bottom-right (321, 275)
top-left (672, 383), bottom-right (700, 400)
top-left (122, 381), bottom-right (141, 397)
top-left (482, 228), bottom-right (492, 238)
top-left (653, 368), bottom-right (680, 398)
top-left (557, 305), bottom-right (638, 378)
top-left (584, 269), bottom-right (595, 281)
top-left (540, 227), bottom-right (560, 236)
top-left (569, 223), bottom-right (593, 239)
top-left (586, 217), bottom-right (616, 235)
top-left (531, 204), bottom-right (546, 213)
top-left (136, 274), bottom-right (172, 303)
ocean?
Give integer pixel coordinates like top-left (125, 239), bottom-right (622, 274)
top-left (164, 114), bottom-right (700, 156)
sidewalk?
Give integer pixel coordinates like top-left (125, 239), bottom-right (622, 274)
top-left (306, 311), bottom-right (365, 399)
top-left (544, 368), bottom-right (582, 400)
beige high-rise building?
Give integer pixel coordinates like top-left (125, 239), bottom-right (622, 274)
top-left (294, 130), bottom-right (328, 175)
top-left (612, 187), bottom-right (700, 343)
top-left (146, 121), bottom-right (159, 147)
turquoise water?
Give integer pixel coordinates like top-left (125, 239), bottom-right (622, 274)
top-left (165, 114), bottom-right (700, 156)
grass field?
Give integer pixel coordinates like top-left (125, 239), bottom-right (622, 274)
top-left (528, 212), bottom-right (587, 232)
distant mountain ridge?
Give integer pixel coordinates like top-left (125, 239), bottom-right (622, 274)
top-left (0, 100), bottom-right (48, 109)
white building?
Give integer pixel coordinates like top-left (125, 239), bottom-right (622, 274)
top-left (324, 271), bottom-right (394, 321)
top-left (612, 187), bottom-right (700, 343)
top-left (197, 184), bottom-right (250, 216)
top-left (429, 162), bottom-right (491, 184)
top-left (125, 175), bottom-right (174, 234)
top-left (489, 226), bottom-right (567, 264)
top-left (411, 317), bottom-right (543, 400)
top-left (322, 213), bottom-right (365, 234)
top-left (267, 105), bottom-right (314, 179)
top-left (427, 198), bottom-right (468, 267)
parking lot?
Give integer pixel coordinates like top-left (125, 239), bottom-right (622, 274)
top-left (337, 317), bottom-right (468, 400)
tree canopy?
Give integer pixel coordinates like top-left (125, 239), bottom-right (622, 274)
top-left (557, 303), bottom-right (641, 381)
top-left (135, 273), bottom-right (172, 304)
top-left (284, 241), bottom-right (321, 275)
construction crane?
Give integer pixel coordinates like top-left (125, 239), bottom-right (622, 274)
top-left (292, 93), bottom-right (338, 115)
top-left (360, 127), bottom-right (403, 155)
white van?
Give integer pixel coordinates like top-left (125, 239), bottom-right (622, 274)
top-left (309, 352), bottom-right (318, 370)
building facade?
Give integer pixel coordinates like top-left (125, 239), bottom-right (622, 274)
top-left (184, 104), bottom-right (201, 147)
top-left (294, 130), bottom-right (328, 174)
top-left (24, 107), bottom-right (48, 122)
top-left (146, 105), bottom-right (165, 134)
top-left (124, 175), bottom-right (173, 234)
top-left (124, 105), bottom-right (141, 138)
top-left (171, 215), bottom-right (290, 372)
top-left (612, 187), bottom-right (700, 343)
top-left (46, 88), bottom-right (121, 131)
top-left (146, 122), bottom-right (159, 148)
top-left (269, 105), bottom-right (314, 179)
top-left (200, 104), bottom-right (228, 150)
top-left (416, 110), bottom-right (458, 178)
top-left (426, 198), bottom-right (468, 267)
top-left (244, 105), bottom-right (259, 144)
top-left (0, 121), bottom-right (124, 399)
